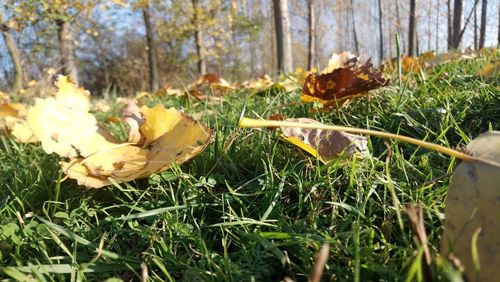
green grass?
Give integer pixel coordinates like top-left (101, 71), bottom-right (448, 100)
top-left (1, 49), bottom-right (499, 281)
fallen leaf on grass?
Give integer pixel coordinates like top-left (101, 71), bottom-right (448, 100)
top-left (188, 89), bottom-right (224, 102)
top-left (301, 53), bottom-right (388, 111)
top-left (0, 103), bottom-right (26, 118)
top-left (92, 99), bottom-right (112, 112)
top-left (24, 75), bottom-right (212, 188)
top-left (0, 91), bottom-right (9, 103)
top-left (401, 56), bottom-right (422, 74)
top-left (62, 108), bottom-right (212, 188)
top-left (139, 104), bottom-right (183, 146)
top-left (188, 73), bottom-right (235, 97)
top-left (479, 61), bottom-right (500, 78)
top-left (237, 75), bottom-right (275, 94)
top-left (440, 131), bottom-right (500, 282)
top-left (0, 97), bottom-right (37, 143)
top-left (279, 118), bottom-right (369, 163)
top-left (27, 76), bottom-right (117, 158)
top-left (4, 116), bottom-right (37, 143)
top-left (154, 84), bottom-right (184, 97)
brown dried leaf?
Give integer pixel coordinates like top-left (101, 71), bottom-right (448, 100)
top-left (280, 118), bottom-right (369, 163)
top-left (301, 57), bottom-right (388, 110)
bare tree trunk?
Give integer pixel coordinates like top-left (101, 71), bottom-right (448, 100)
top-left (408, 0), bottom-right (416, 56)
top-left (246, 0), bottom-right (257, 74)
top-left (307, 0), bottom-right (316, 70)
top-left (395, 0), bottom-right (406, 51)
top-left (452, 0), bottom-right (463, 49)
top-left (350, 0), bottom-right (359, 55)
top-left (378, 0), bottom-right (383, 63)
top-left (192, 0), bottom-right (206, 75)
top-left (447, 0), bottom-right (452, 50)
top-left (388, 0), bottom-right (394, 58)
top-left (498, 2), bottom-right (500, 46)
top-left (416, 32), bottom-right (420, 55)
top-left (142, 6), bottom-right (159, 92)
top-left (427, 1), bottom-right (432, 51)
top-left (0, 15), bottom-right (23, 94)
top-left (479, 0), bottom-right (487, 48)
top-left (436, 0), bottom-right (440, 51)
top-left (474, 6), bottom-right (478, 49)
top-left (273, 0), bottom-right (293, 73)
top-left (56, 20), bottom-right (79, 83)
top-left (455, 0), bottom-right (480, 50)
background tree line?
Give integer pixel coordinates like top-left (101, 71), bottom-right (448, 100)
top-left (1, 0), bottom-right (500, 95)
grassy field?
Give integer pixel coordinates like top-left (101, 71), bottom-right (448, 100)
top-left (1, 49), bottom-right (499, 281)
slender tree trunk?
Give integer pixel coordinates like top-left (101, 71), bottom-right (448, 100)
top-left (436, 0), bottom-right (440, 51)
top-left (408, 0), bottom-right (416, 56)
top-left (56, 20), bottom-right (79, 83)
top-left (246, 0), bottom-right (257, 74)
top-left (377, 0), bottom-right (383, 63)
top-left (142, 6), bottom-right (159, 92)
top-left (273, 0), bottom-right (293, 73)
top-left (447, 0), bottom-right (452, 50)
top-left (192, 0), bottom-right (206, 75)
top-left (0, 15), bottom-right (23, 94)
top-left (388, 0), bottom-right (394, 58)
top-left (452, 0), bottom-right (463, 49)
top-left (474, 6), bottom-right (478, 49)
top-left (455, 0), bottom-right (480, 50)
top-left (307, 0), bottom-right (316, 70)
top-left (350, 0), bottom-right (359, 55)
top-left (479, 0), bottom-right (487, 48)
top-left (416, 32), bottom-right (420, 55)
top-left (395, 0), bottom-right (406, 51)
top-left (498, 2), bottom-right (500, 46)
top-left (427, 1), bottom-right (432, 51)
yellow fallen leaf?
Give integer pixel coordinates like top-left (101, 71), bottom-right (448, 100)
top-left (139, 104), bottom-right (183, 146)
top-left (0, 103), bottom-right (20, 118)
top-left (62, 106), bottom-right (212, 188)
top-left (187, 73), bottom-right (235, 97)
top-left (92, 99), bottom-right (112, 112)
top-left (479, 61), bottom-right (500, 78)
top-left (5, 116), bottom-right (37, 143)
top-left (401, 56), bottom-right (421, 73)
top-left (238, 75), bottom-right (274, 93)
top-left (47, 67), bottom-right (56, 75)
top-left (153, 85), bottom-right (184, 97)
top-left (135, 112), bottom-right (212, 178)
top-left (441, 131), bottom-right (500, 282)
top-left (0, 91), bottom-right (9, 103)
top-left (53, 75), bottom-right (91, 112)
top-left (61, 159), bottom-right (113, 188)
top-left (0, 101), bottom-right (32, 141)
top-left (82, 145), bottom-right (148, 179)
top-left (28, 97), bottom-right (118, 158)
top-left (279, 118), bottom-right (369, 163)
top-left (135, 91), bottom-right (150, 100)
top-left (22, 76), bottom-right (213, 188)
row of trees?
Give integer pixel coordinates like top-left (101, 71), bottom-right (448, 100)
top-left (1, 0), bottom-right (500, 95)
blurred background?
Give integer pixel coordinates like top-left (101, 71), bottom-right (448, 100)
top-left (1, 0), bottom-right (499, 95)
